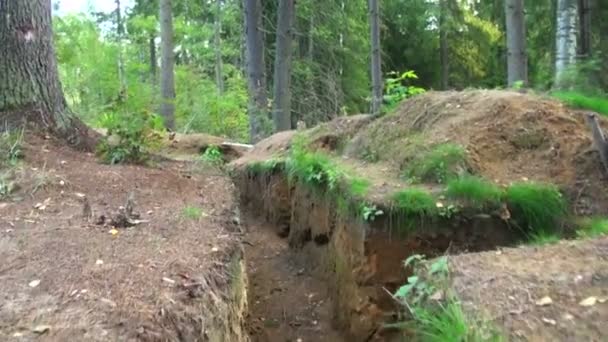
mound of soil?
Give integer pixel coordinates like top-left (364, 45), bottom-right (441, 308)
top-left (0, 134), bottom-right (247, 341)
top-left (450, 237), bottom-right (608, 341)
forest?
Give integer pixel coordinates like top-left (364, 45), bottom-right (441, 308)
top-left (1, 0), bottom-right (608, 341)
top-left (50, 0), bottom-right (608, 143)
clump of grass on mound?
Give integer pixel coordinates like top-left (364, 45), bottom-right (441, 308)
top-left (349, 177), bottom-right (371, 197)
top-left (446, 176), bottom-right (503, 208)
top-left (405, 143), bottom-right (467, 184)
top-left (551, 91), bottom-right (608, 116)
top-left (286, 145), bottom-right (343, 192)
top-left (505, 182), bottom-right (566, 234)
top-left (247, 158), bottom-right (284, 174)
top-left (577, 218), bottom-right (608, 239)
top-left (392, 188), bottom-right (437, 216)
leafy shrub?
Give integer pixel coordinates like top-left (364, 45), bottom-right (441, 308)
top-left (392, 188), bottom-right (437, 216)
top-left (201, 145), bottom-right (224, 166)
top-left (384, 70), bottom-right (426, 111)
top-left (360, 203), bottom-right (384, 222)
top-left (286, 138), bottom-right (343, 191)
top-left (96, 111), bottom-right (164, 165)
top-left (405, 144), bottom-right (467, 184)
top-left (505, 182), bottom-right (566, 234)
top-left (445, 176), bottom-right (503, 208)
top-left (577, 218), bottom-right (608, 239)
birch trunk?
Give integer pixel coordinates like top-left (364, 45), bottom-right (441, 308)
top-left (555, 0), bottom-right (578, 88)
top-left (505, 0), bottom-right (528, 87)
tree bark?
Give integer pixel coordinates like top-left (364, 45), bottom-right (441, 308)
top-left (0, 0), bottom-right (92, 148)
top-left (439, 0), bottom-right (449, 90)
top-left (577, 0), bottom-right (591, 58)
top-left (243, 0), bottom-right (268, 142)
top-left (159, 0), bottom-right (176, 130)
top-left (116, 0), bottom-right (127, 100)
top-left (505, 0), bottom-right (528, 87)
top-left (272, 0), bottom-right (295, 132)
top-left (555, 0), bottom-right (578, 88)
top-left (368, 0), bottom-right (382, 116)
top-left (149, 34), bottom-right (157, 87)
top-left (214, 0), bottom-right (225, 94)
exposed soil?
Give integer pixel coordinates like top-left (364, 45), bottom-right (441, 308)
top-left (243, 215), bottom-right (344, 342)
top-left (0, 134), bottom-right (247, 341)
top-left (451, 237), bottom-right (608, 341)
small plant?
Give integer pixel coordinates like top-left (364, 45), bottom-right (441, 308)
top-left (505, 182), bottom-right (566, 234)
top-left (0, 130), bottom-right (24, 168)
top-left (394, 255), bottom-right (449, 308)
top-left (201, 145), bottom-right (224, 166)
top-left (384, 70), bottom-right (426, 111)
top-left (286, 138), bottom-right (343, 191)
top-left (577, 218), bottom-right (608, 239)
top-left (182, 205), bottom-right (203, 220)
top-left (404, 144), bottom-right (467, 184)
top-left (96, 111), bottom-right (164, 165)
top-left (528, 230), bottom-right (561, 246)
top-left (360, 203), bottom-right (384, 222)
top-left (392, 188), bottom-right (437, 217)
top-left (445, 176), bottom-right (503, 208)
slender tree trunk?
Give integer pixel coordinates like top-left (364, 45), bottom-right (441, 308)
top-left (244, 0), bottom-right (268, 142)
top-left (577, 0), bottom-right (591, 58)
top-left (439, 0), bottom-right (449, 90)
top-left (0, 0), bottom-right (92, 148)
top-left (116, 0), bottom-right (127, 100)
top-left (272, 0), bottom-right (295, 132)
top-left (214, 0), bottom-right (225, 94)
top-left (159, 0), bottom-right (175, 130)
top-left (505, 0), bottom-right (528, 87)
top-left (555, 0), bottom-right (578, 88)
top-left (149, 35), bottom-right (156, 87)
top-left (368, 0), bottom-right (382, 116)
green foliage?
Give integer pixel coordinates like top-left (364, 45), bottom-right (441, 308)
top-left (360, 203), bottom-right (384, 222)
top-left (392, 188), bottom-right (437, 216)
top-left (404, 144), bottom-right (467, 184)
top-left (551, 91), bottom-right (608, 116)
top-left (445, 176), bottom-right (503, 208)
top-left (349, 177), bottom-right (371, 197)
top-left (182, 206), bottom-right (203, 220)
top-left (577, 218), bottom-right (608, 239)
top-left (96, 111), bottom-right (164, 165)
top-left (246, 159), bottom-right (285, 174)
top-left (505, 182), bottom-right (566, 234)
top-left (0, 130), bottom-right (24, 168)
top-left (384, 70), bottom-right (425, 111)
top-left (395, 255), bottom-right (450, 307)
top-left (201, 145), bottom-right (224, 166)
top-left (286, 138), bottom-right (343, 191)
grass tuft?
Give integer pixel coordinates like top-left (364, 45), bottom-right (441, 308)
top-left (445, 176), bottom-right (503, 208)
top-left (286, 137), bottom-right (344, 191)
top-left (392, 188), bottom-right (437, 216)
top-left (505, 182), bottom-right (566, 234)
top-left (0, 130), bottom-right (24, 168)
top-left (577, 218), bottom-right (608, 239)
top-left (404, 143), bottom-right (467, 184)
top-left (349, 177), bottom-right (371, 197)
top-left (182, 206), bottom-right (203, 220)
top-left (411, 303), bottom-right (469, 342)
top-left (551, 91), bottom-right (608, 116)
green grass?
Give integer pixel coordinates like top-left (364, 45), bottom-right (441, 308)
top-left (528, 230), bottom-right (561, 246)
top-left (392, 187), bottom-right (437, 216)
top-left (551, 91), bottom-right (608, 116)
top-left (445, 176), bottom-right (503, 208)
top-left (577, 218), bottom-right (608, 239)
top-left (286, 139), bottom-right (343, 191)
top-left (201, 145), bottom-right (224, 166)
top-left (247, 158), bottom-right (284, 174)
top-left (404, 143), bottom-right (467, 184)
top-left (349, 177), bottom-right (371, 197)
top-left (0, 130), bottom-right (24, 168)
top-left (182, 206), bottom-right (203, 220)
top-left (505, 182), bottom-right (566, 234)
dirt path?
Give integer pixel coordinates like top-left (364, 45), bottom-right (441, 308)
top-left (243, 216), bottom-right (344, 342)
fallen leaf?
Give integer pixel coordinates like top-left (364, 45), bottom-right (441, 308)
top-left (535, 296), bottom-right (553, 306)
top-left (429, 290), bottom-right (444, 301)
top-left (562, 313), bottom-right (574, 320)
top-left (12, 332), bottom-right (24, 337)
top-left (100, 298), bottom-right (117, 307)
top-left (28, 279), bottom-right (41, 288)
top-left (32, 325), bottom-right (51, 334)
top-left (579, 296), bottom-right (597, 307)
top-left (541, 317), bottom-right (556, 326)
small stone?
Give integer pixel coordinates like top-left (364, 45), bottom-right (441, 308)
top-left (28, 279), bottom-right (41, 288)
top-left (32, 325), bottom-right (51, 334)
top-left (96, 259), bottom-right (104, 265)
top-left (542, 317), bottom-right (556, 326)
top-left (562, 313), bottom-right (574, 320)
top-left (162, 277), bottom-right (176, 285)
top-left (579, 296), bottom-right (597, 307)
top-left (59, 180), bottom-right (65, 186)
top-left (535, 296), bottom-right (553, 306)
top-left (211, 246), bottom-right (219, 252)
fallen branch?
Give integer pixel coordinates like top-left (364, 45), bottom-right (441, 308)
top-left (585, 113), bottom-right (608, 174)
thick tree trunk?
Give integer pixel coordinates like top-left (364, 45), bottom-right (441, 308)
top-left (272, 0), bottom-right (295, 132)
top-left (243, 0), bottom-right (268, 142)
top-left (368, 0), bottom-right (382, 116)
top-left (439, 0), bottom-right (449, 90)
top-left (214, 0), bottom-right (225, 94)
top-left (505, 0), bottom-right (528, 87)
top-left (555, 0), bottom-right (578, 88)
top-left (0, 0), bottom-right (92, 148)
top-left (577, 0), bottom-right (591, 58)
top-left (159, 0), bottom-right (176, 130)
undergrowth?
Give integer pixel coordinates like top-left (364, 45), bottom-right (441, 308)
top-left (446, 176), bottom-right (503, 208)
top-left (551, 91), bottom-right (608, 116)
top-left (201, 145), bottom-right (224, 166)
top-left (527, 230), bottom-right (561, 246)
top-left (0, 129), bottom-right (24, 168)
top-left (505, 182), bottom-right (566, 234)
top-left (404, 143), bottom-right (467, 183)
top-left (392, 188), bottom-right (437, 216)
top-left (577, 218), bottom-right (608, 239)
